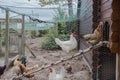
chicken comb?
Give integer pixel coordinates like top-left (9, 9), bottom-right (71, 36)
top-left (49, 67), bottom-right (53, 72)
top-left (17, 58), bottom-right (21, 61)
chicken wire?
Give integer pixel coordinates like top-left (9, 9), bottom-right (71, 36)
top-left (92, 46), bottom-right (116, 80)
top-left (9, 31), bottom-right (19, 53)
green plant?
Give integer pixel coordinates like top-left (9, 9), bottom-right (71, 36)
top-left (31, 30), bottom-right (36, 38)
top-left (41, 27), bottom-right (69, 50)
top-left (41, 27), bottom-right (59, 50)
top-left (38, 30), bottom-right (48, 37)
top-left (41, 8), bottom-right (75, 50)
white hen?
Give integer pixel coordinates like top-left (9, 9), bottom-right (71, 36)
top-left (49, 67), bottom-right (65, 80)
top-left (55, 32), bottom-right (77, 53)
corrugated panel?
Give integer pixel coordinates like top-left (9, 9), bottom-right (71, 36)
top-left (80, 0), bottom-right (93, 35)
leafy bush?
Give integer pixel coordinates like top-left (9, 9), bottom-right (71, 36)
top-left (31, 30), bottom-right (36, 38)
top-left (38, 30), bottom-right (48, 37)
top-left (41, 8), bottom-right (74, 50)
top-left (41, 27), bottom-right (69, 50)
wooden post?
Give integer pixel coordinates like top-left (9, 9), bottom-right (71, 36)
top-left (116, 53), bottom-right (120, 80)
top-left (21, 15), bottom-right (25, 56)
top-left (0, 22), bottom-right (2, 53)
top-left (18, 34), bottom-right (21, 55)
top-left (77, 0), bottom-right (81, 50)
top-left (5, 10), bottom-right (9, 64)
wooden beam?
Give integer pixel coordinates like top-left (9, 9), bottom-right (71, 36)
top-left (116, 53), bottom-right (120, 80)
top-left (0, 18), bottom-right (22, 23)
top-left (0, 22), bottom-right (2, 53)
top-left (5, 10), bottom-right (9, 65)
top-left (21, 15), bottom-right (25, 56)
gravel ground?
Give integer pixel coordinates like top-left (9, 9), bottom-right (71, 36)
top-left (0, 37), bottom-right (92, 80)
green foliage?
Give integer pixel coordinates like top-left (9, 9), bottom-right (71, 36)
top-left (41, 27), bottom-right (59, 50)
top-left (41, 27), bottom-right (69, 50)
top-left (31, 30), bottom-right (36, 38)
top-left (38, 30), bottom-right (48, 37)
top-left (41, 7), bottom-right (76, 50)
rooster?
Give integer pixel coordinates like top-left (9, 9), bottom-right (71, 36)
top-left (83, 22), bottom-right (104, 45)
top-left (55, 32), bottom-right (77, 53)
top-left (0, 65), bottom-right (6, 76)
top-left (12, 58), bottom-right (38, 78)
top-left (49, 67), bottom-right (65, 80)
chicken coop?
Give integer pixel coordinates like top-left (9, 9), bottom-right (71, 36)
top-left (0, 0), bottom-right (120, 80)
top-left (79, 0), bottom-right (120, 80)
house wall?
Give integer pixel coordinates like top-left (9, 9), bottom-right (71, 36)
top-left (101, 0), bottom-right (112, 23)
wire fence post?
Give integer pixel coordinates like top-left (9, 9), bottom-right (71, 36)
top-left (5, 10), bottom-right (9, 65)
top-left (77, 0), bottom-right (81, 50)
top-left (21, 15), bottom-right (25, 56)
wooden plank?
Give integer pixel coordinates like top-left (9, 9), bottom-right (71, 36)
top-left (0, 18), bottom-right (22, 23)
top-left (5, 10), bottom-right (9, 65)
top-left (101, 9), bottom-right (112, 19)
top-left (101, 0), bottom-right (111, 4)
top-left (21, 15), bottom-right (25, 56)
top-left (101, 2), bottom-right (112, 12)
top-left (116, 53), bottom-right (120, 80)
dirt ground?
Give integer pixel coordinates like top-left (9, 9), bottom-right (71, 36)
top-left (0, 37), bottom-right (92, 80)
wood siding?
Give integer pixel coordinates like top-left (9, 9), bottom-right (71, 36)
top-left (101, 0), bottom-right (112, 22)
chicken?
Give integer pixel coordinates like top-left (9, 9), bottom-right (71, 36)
top-left (12, 58), bottom-right (38, 78)
top-left (49, 67), bottom-right (65, 80)
top-left (0, 55), bottom-right (20, 76)
top-left (0, 65), bottom-right (6, 76)
top-left (83, 22), bottom-right (104, 45)
top-left (65, 63), bottom-right (72, 73)
top-left (55, 32), bottom-right (77, 53)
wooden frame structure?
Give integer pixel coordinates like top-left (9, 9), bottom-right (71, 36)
top-left (0, 10), bottom-right (25, 65)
